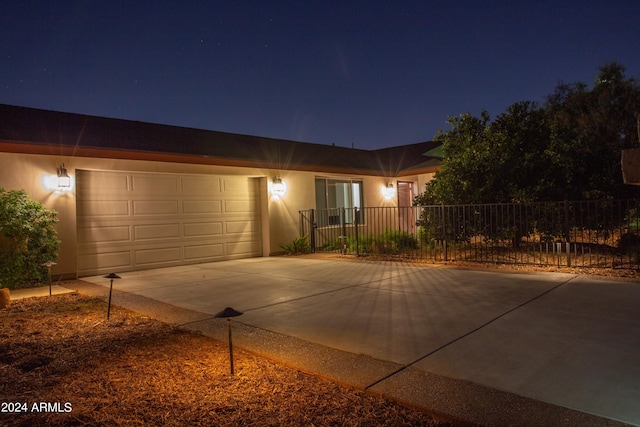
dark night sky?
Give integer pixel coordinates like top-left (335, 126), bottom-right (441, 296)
top-left (2, 1), bottom-right (639, 150)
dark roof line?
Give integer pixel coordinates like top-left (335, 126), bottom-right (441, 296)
top-left (0, 104), bottom-right (441, 175)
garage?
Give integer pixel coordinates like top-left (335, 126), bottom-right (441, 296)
top-left (76, 170), bottom-right (262, 276)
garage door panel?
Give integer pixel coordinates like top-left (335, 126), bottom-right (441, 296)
top-left (134, 223), bottom-right (181, 240)
top-left (183, 222), bottom-right (223, 237)
top-left (131, 175), bottom-right (180, 194)
top-left (76, 171), bottom-right (130, 198)
top-left (77, 200), bottom-right (130, 217)
top-left (184, 243), bottom-right (225, 260)
top-left (225, 200), bottom-right (258, 213)
top-left (77, 170), bottom-right (262, 276)
top-left (133, 200), bottom-right (180, 216)
top-left (135, 247), bottom-right (182, 265)
top-left (182, 200), bottom-right (223, 214)
top-left (78, 225), bottom-right (131, 243)
top-left (78, 250), bottom-right (133, 272)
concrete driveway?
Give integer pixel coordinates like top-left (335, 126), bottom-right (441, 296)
top-left (81, 256), bottom-right (640, 426)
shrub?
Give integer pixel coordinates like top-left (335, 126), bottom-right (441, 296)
top-left (280, 235), bottom-right (311, 255)
top-left (0, 188), bottom-right (59, 289)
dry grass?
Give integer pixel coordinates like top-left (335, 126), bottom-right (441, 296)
top-left (0, 294), bottom-right (446, 427)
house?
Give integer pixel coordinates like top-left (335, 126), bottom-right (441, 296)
top-left (0, 104), bottom-right (441, 279)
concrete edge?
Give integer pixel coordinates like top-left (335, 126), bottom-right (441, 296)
top-left (368, 367), bottom-right (632, 427)
top-left (7, 285), bottom-right (76, 300)
top-left (65, 279), bottom-right (634, 427)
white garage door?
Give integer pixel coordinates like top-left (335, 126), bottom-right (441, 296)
top-left (76, 170), bottom-right (262, 276)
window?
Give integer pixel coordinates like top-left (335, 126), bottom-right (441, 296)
top-left (315, 177), bottom-right (364, 226)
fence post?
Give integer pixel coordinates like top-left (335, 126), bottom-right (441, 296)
top-left (564, 200), bottom-right (571, 267)
top-left (354, 207), bottom-right (360, 256)
top-left (341, 207), bottom-right (347, 254)
top-left (310, 209), bottom-right (316, 253)
top-left (442, 204), bottom-right (448, 262)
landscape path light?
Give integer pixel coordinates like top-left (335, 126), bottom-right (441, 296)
top-left (41, 261), bottom-right (57, 296)
top-left (103, 273), bottom-right (121, 320)
top-left (214, 307), bottom-right (244, 375)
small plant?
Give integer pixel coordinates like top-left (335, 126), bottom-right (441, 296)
top-left (0, 188), bottom-right (59, 289)
top-left (280, 235), bottom-right (311, 255)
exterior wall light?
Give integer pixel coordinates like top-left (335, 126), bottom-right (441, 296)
top-left (57, 163), bottom-right (71, 189)
top-left (270, 176), bottom-right (287, 200)
top-left (42, 163), bottom-right (75, 193)
top-left (382, 182), bottom-right (396, 200)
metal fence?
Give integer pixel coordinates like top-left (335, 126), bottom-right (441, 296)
top-left (299, 199), bottom-right (640, 269)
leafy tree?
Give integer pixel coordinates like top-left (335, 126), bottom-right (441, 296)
top-left (416, 62), bottom-right (640, 206)
top-left (418, 111), bottom-right (491, 204)
top-left (416, 102), bottom-right (550, 205)
top-left (545, 62), bottom-right (640, 200)
top-left (414, 63), bottom-right (640, 249)
top-left (0, 188), bottom-right (59, 289)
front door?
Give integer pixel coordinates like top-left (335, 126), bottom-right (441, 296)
top-left (397, 181), bottom-right (416, 234)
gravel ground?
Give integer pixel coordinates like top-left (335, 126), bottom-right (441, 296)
top-left (0, 293), bottom-right (447, 427)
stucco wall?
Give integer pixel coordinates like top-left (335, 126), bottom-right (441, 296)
top-left (0, 152), bottom-right (284, 277)
top-left (0, 151), bottom-right (431, 278)
top-left (0, 152), bottom-right (79, 278)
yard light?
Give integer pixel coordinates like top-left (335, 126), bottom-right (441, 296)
top-left (41, 261), bottom-right (57, 296)
top-left (104, 273), bottom-right (121, 320)
top-left (214, 307), bottom-right (244, 375)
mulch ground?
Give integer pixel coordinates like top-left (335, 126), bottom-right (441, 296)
top-left (0, 293), bottom-right (447, 427)
top-left (312, 252), bottom-right (640, 281)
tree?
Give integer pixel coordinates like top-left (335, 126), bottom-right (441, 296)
top-left (416, 62), bottom-right (640, 206)
top-left (545, 62), bottom-right (640, 200)
top-left (0, 188), bottom-right (59, 289)
top-left (415, 101), bottom-right (550, 205)
top-left (415, 111), bottom-right (492, 205)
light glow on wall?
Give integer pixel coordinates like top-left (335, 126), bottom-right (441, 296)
top-left (41, 164), bottom-right (75, 193)
top-left (381, 183), bottom-right (396, 201)
top-left (269, 177), bottom-right (287, 200)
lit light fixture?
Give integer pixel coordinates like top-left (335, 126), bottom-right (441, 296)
top-left (41, 163), bottom-right (74, 193)
top-left (270, 176), bottom-right (287, 200)
top-left (57, 163), bottom-right (71, 189)
top-left (41, 261), bottom-right (57, 296)
top-left (382, 182), bottom-right (396, 200)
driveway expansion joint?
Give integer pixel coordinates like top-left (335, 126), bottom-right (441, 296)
top-left (74, 259), bottom-right (639, 426)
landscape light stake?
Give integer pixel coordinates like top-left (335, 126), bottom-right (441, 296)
top-left (41, 261), bottom-right (57, 296)
top-left (213, 307), bottom-right (244, 375)
top-left (103, 273), bottom-right (121, 319)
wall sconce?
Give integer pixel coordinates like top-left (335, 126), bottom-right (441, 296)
top-left (270, 176), bottom-right (287, 200)
top-left (42, 163), bottom-right (74, 192)
top-left (382, 182), bottom-right (396, 201)
top-left (57, 163), bottom-right (71, 189)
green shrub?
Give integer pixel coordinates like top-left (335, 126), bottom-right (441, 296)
top-left (380, 230), bottom-right (418, 250)
top-left (0, 188), bottom-right (59, 289)
top-left (280, 235), bottom-right (311, 255)
top-left (346, 231), bottom-right (419, 255)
